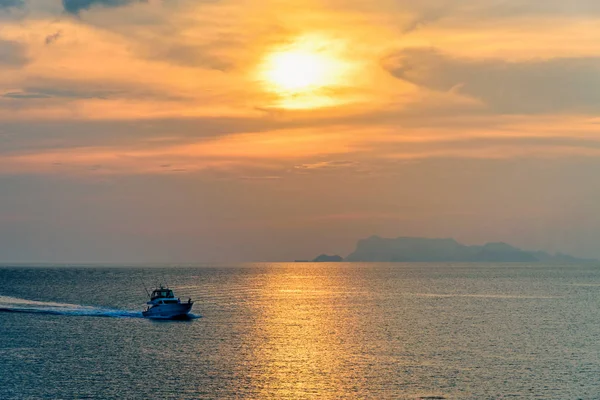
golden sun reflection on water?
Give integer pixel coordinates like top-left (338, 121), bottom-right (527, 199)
top-left (257, 35), bottom-right (357, 109)
top-left (250, 266), bottom-right (371, 399)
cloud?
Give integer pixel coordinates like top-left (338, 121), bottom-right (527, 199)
top-left (0, 0), bottom-right (24, 10)
top-left (62, 0), bottom-right (146, 15)
top-left (0, 116), bottom-right (294, 156)
top-left (45, 31), bottom-right (62, 45)
top-left (50, 88), bottom-right (111, 99)
top-left (383, 48), bottom-right (600, 114)
top-left (485, 0), bottom-right (600, 18)
top-left (397, 0), bottom-right (600, 23)
top-left (295, 160), bottom-right (357, 170)
top-left (402, 9), bottom-right (446, 34)
top-left (0, 39), bottom-right (27, 67)
top-left (3, 92), bottom-right (52, 99)
top-left (3, 87), bottom-right (118, 100)
top-left (389, 0), bottom-right (600, 36)
top-left (152, 43), bottom-right (235, 72)
top-left (399, 1), bottom-right (457, 34)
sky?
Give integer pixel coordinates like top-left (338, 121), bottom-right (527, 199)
top-left (1, 0), bottom-right (600, 263)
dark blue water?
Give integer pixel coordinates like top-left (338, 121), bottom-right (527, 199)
top-left (1, 263), bottom-right (600, 399)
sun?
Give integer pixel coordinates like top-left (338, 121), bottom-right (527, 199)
top-left (257, 35), bottom-right (357, 108)
top-left (263, 50), bottom-right (333, 92)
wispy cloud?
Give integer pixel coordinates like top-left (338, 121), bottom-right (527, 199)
top-left (0, 0), bottom-right (24, 10)
top-left (3, 92), bottom-right (52, 99)
top-left (295, 160), bottom-right (357, 170)
top-left (62, 0), bottom-right (146, 15)
top-left (45, 31), bottom-right (62, 45)
top-left (383, 48), bottom-right (600, 114)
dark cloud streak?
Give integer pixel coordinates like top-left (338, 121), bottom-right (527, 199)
top-left (3, 92), bottom-right (52, 99)
top-left (0, 0), bottom-right (24, 10)
top-left (62, 0), bottom-right (146, 15)
top-left (45, 31), bottom-right (62, 45)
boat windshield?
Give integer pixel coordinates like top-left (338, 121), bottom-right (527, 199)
top-left (151, 289), bottom-right (174, 300)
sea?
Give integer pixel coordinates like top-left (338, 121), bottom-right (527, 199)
top-left (1, 263), bottom-right (600, 399)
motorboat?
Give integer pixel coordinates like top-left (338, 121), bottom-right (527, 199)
top-left (142, 286), bottom-right (193, 319)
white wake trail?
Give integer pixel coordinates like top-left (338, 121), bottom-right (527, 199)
top-left (0, 295), bottom-right (142, 318)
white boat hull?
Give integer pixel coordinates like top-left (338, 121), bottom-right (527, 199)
top-left (142, 302), bottom-right (193, 319)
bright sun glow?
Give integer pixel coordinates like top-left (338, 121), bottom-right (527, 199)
top-left (264, 50), bottom-right (333, 92)
top-left (258, 36), bottom-right (358, 109)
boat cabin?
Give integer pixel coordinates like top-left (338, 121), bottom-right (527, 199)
top-left (155, 299), bottom-right (179, 305)
top-left (150, 287), bottom-right (175, 301)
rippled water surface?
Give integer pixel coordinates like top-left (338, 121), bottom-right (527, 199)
top-left (1, 263), bottom-right (600, 399)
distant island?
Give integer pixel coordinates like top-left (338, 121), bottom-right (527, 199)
top-left (308, 236), bottom-right (595, 263)
top-left (312, 254), bottom-right (343, 262)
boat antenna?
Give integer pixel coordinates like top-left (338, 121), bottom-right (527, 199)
top-left (139, 276), bottom-right (150, 298)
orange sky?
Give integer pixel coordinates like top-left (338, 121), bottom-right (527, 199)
top-left (1, 0), bottom-right (600, 262)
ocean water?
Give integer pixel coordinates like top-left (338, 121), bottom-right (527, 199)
top-left (1, 263), bottom-right (600, 399)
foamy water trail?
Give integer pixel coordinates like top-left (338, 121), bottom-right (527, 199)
top-left (0, 295), bottom-right (142, 318)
